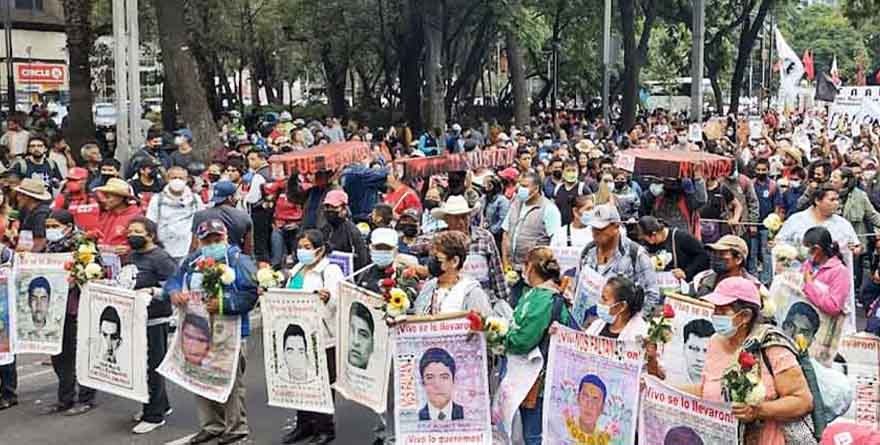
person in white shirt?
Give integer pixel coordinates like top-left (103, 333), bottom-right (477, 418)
top-left (1, 112), bottom-right (30, 157)
top-left (551, 194), bottom-right (595, 249)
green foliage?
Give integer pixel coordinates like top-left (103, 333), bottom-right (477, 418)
top-left (779, 4), bottom-right (868, 78)
top-left (643, 22), bottom-right (691, 85)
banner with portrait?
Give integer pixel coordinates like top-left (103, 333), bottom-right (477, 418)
top-left (659, 294), bottom-right (715, 387)
top-left (638, 375), bottom-right (737, 445)
top-left (13, 253), bottom-right (70, 355)
top-left (0, 269), bottom-right (13, 365)
top-left (75, 283), bottom-right (149, 403)
top-left (491, 347), bottom-right (543, 444)
top-left (393, 317), bottom-right (491, 445)
top-left (335, 282), bottom-right (391, 414)
top-left (158, 294), bottom-right (241, 403)
top-left (260, 289), bottom-right (334, 414)
top-left (832, 334), bottom-right (880, 426)
top-left (542, 325), bottom-right (643, 445)
top-left (572, 266), bottom-right (607, 327)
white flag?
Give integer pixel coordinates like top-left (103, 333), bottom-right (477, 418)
top-left (831, 56), bottom-right (841, 86)
top-left (775, 27), bottom-right (804, 107)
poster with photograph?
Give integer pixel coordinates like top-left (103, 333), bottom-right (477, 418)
top-left (394, 317), bottom-right (491, 445)
top-left (542, 325), bottom-right (643, 445)
top-left (158, 295), bottom-right (241, 403)
top-left (0, 269), bottom-right (13, 365)
top-left (659, 294), bottom-right (715, 386)
top-left (491, 347), bottom-right (543, 444)
top-left (75, 283), bottom-right (149, 403)
top-left (13, 253), bottom-right (70, 355)
top-left (572, 266), bottom-right (607, 327)
top-left (833, 334), bottom-right (880, 426)
top-left (335, 282), bottom-right (391, 414)
top-left (261, 289), bottom-right (334, 414)
top-left (639, 375), bottom-right (737, 445)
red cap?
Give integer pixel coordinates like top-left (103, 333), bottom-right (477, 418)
top-left (67, 167), bottom-right (89, 181)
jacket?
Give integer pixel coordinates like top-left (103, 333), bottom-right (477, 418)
top-left (802, 256), bottom-right (850, 316)
top-left (97, 204), bottom-right (144, 246)
top-left (52, 191), bottom-right (100, 233)
top-left (414, 277), bottom-right (492, 317)
top-left (839, 188), bottom-right (880, 240)
top-left (162, 245), bottom-right (259, 338)
top-left (342, 166), bottom-right (389, 222)
top-left (584, 315), bottom-right (648, 342)
top-left (146, 187), bottom-right (205, 259)
top-left (482, 193), bottom-right (510, 236)
top-left (505, 286), bottom-right (572, 355)
top-left (285, 257), bottom-right (344, 349)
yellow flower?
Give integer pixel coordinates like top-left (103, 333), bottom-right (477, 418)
top-left (504, 269), bottom-right (519, 285)
top-left (78, 243), bottom-right (96, 255)
top-left (77, 251), bottom-right (95, 264)
top-left (763, 213), bottom-right (783, 232)
top-left (220, 264), bottom-right (236, 285)
top-left (84, 262), bottom-right (104, 280)
top-left (387, 288), bottom-right (410, 316)
top-left (564, 415), bottom-right (611, 445)
top-left (651, 255), bottom-right (665, 271)
top-left (794, 334), bottom-right (810, 353)
top-left (486, 316), bottom-right (509, 336)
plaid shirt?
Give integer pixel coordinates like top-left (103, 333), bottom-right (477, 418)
top-left (581, 235), bottom-right (661, 313)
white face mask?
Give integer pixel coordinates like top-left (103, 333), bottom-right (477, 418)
top-left (46, 228), bottom-right (65, 243)
top-left (168, 178), bottom-right (187, 193)
top-left (174, 136), bottom-right (185, 146)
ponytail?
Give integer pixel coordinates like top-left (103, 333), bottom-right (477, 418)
top-left (526, 246), bottom-right (562, 285)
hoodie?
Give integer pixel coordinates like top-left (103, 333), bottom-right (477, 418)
top-left (146, 187), bottom-right (205, 259)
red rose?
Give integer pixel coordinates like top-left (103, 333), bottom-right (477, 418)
top-left (662, 304), bottom-right (675, 319)
top-left (738, 351), bottom-right (757, 372)
top-left (63, 260), bottom-right (74, 271)
top-left (467, 311), bottom-right (484, 331)
top-left (384, 266), bottom-right (395, 276)
top-left (380, 278), bottom-right (395, 288)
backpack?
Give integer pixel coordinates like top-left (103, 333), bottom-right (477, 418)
top-left (538, 292), bottom-right (576, 364)
top-left (744, 325), bottom-right (831, 442)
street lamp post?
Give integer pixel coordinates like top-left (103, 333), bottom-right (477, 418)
top-left (602, 0), bottom-right (611, 123)
top-left (4, 0), bottom-right (14, 113)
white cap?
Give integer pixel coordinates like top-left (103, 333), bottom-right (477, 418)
top-left (370, 228), bottom-right (399, 248)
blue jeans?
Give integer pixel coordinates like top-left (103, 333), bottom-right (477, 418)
top-left (270, 227), bottom-right (299, 268)
top-left (519, 397), bottom-right (543, 445)
top-left (748, 229), bottom-right (772, 284)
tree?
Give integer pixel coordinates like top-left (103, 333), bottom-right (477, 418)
top-left (153, 0), bottom-right (222, 158)
top-left (63, 0), bottom-right (97, 152)
top-left (423, 0), bottom-right (445, 131)
top-left (780, 4), bottom-right (868, 79)
top-left (727, 0), bottom-right (775, 114)
top-left (620, 0), bottom-right (658, 130)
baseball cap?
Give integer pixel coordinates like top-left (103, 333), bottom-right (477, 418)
top-left (587, 204), bottom-right (621, 230)
top-left (174, 128), bottom-right (193, 142)
top-left (704, 277), bottom-right (761, 307)
top-left (399, 208), bottom-right (421, 221)
top-left (370, 228), bottom-right (398, 248)
top-left (196, 219), bottom-right (228, 240)
top-left (66, 167), bottom-right (89, 181)
top-left (498, 167), bottom-right (519, 181)
top-left (707, 235), bottom-right (749, 257)
top-left (211, 181), bottom-right (237, 204)
top-left (323, 189), bottom-right (348, 207)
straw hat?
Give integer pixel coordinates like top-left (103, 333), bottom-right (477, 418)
top-left (431, 195), bottom-right (473, 220)
top-left (14, 178), bottom-right (51, 201)
top-left (94, 178), bottom-right (134, 199)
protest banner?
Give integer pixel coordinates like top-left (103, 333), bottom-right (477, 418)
top-left (550, 246), bottom-right (582, 278)
top-left (393, 316), bottom-right (491, 445)
top-left (158, 295), bottom-right (241, 403)
top-left (395, 147), bottom-right (516, 178)
top-left (261, 289), bottom-right (334, 414)
top-left (659, 293), bottom-right (715, 387)
top-left (269, 141), bottom-right (373, 176)
top-left (0, 269), bottom-right (13, 365)
top-left (99, 251), bottom-right (121, 280)
top-left (639, 375), bottom-right (737, 445)
top-left (613, 149), bottom-right (733, 180)
top-left (656, 272), bottom-right (685, 297)
top-left (572, 266), bottom-right (607, 327)
top-left (833, 334), bottom-right (880, 426)
top-left (335, 282), bottom-right (392, 414)
top-left (542, 325), bottom-right (643, 445)
top-left (491, 347), bottom-right (543, 444)
top-left (329, 251), bottom-right (354, 278)
top-left (828, 86), bottom-right (880, 135)
top-left (461, 254), bottom-right (490, 287)
top-left (75, 283), bottom-right (149, 403)
top-left (13, 253), bottom-right (70, 355)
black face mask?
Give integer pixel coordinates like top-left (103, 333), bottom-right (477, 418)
top-left (208, 174), bottom-right (221, 182)
top-left (399, 224), bottom-right (419, 237)
top-left (127, 235), bottom-right (147, 251)
top-left (424, 200), bottom-right (440, 210)
top-left (614, 181), bottom-right (626, 191)
top-left (325, 211), bottom-right (343, 226)
top-left (710, 252), bottom-right (731, 275)
top-left (101, 174), bottom-right (115, 184)
top-left (756, 173), bottom-right (768, 180)
top-left (551, 170), bottom-right (562, 180)
top-left (427, 256), bottom-right (444, 277)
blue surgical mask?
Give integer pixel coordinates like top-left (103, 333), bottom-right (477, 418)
top-left (202, 243), bottom-right (227, 261)
top-left (297, 248), bottom-right (317, 265)
top-left (371, 249), bottom-right (394, 267)
top-left (516, 186), bottom-right (531, 201)
top-left (712, 313), bottom-right (739, 337)
top-left (580, 211), bottom-right (593, 227)
top-left (596, 302), bottom-right (618, 324)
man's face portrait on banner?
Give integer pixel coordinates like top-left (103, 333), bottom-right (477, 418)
top-left (782, 302), bottom-right (820, 348)
top-left (27, 277), bottom-right (52, 330)
top-left (682, 318), bottom-right (715, 384)
top-left (283, 324), bottom-right (311, 382)
top-left (418, 347), bottom-right (464, 421)
top-left (347, 302), bottom-right (374, 370)
top-left (576, 374), bottom-right (607, 434)
top-left (182, 313), bottom-right (212, 366)
top-left (99, 306), bottom-right (122, 364)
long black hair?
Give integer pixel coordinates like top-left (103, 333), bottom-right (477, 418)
top-left (604, 275), bottom-right (644, 318)
top-left (803, 226), bottom-right (843, 262)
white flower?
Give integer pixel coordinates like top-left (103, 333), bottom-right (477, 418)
top-left (256, 267), bottom-right (279, 288)
top-left (485, 316), bottom-right (509, 336)
top-left (746, 381), bottom-right (766, 405)
top-left (220, 265), bottom-right (236, 285)
top-left (84, 262), bottom-right (104, 279)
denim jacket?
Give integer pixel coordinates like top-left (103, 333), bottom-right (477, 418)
top-left (482, 193), bottom-right (510, 236)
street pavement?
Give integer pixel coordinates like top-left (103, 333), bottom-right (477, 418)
top-left (0, 316), bottom-right (379, 445)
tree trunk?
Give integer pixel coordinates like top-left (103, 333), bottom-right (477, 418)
top-left (619, 0), bottom-right (656, 131)
top-left (161, 81), bottom-right (177, 131)
top-left (708, 68), bottom-right (724, 112)
top-left (321, 45), bottom-right (348, 118)
top-left (729, 0), bottom-right (774, 114)
top-left (62, 0), bottom-right (96, 151)
top-left (153, 0), bottom-right (222, 161)
top-left (506, 30), bottom-right (528, 128)
top-left (423, 0), bottom-right (445, 131)
top-left (398, 0), bottom-right (424, 130)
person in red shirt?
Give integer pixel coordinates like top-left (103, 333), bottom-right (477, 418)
top-left (51, 167), bottom-right (100, 232)
top-left (94, 178), bottom-right (144, 251)
top-left (383, 170), bottom-right (421, 218)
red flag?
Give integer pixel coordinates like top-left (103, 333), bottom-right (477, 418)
top-left (803, 50), bottom-right (815, 80)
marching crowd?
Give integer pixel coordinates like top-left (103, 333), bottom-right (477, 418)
top-left (0, 106), bottom-right (879, 445)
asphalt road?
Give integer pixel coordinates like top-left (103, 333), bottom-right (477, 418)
top-left (0, 322), bottom-right (380, 445)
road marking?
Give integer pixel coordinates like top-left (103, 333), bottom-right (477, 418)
top-left (164, 433), bottom-right (197, 445)
top-left (19, 368), bottom-right (54, 381)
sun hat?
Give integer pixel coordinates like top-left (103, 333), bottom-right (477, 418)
top-left (14, 177), bottom-right (51, 201)
top-left (94, 178), bottom-right (134, 199)
top-left (707, 235), bottom-right (749, 257)
top-left (430, 195), bottom-right (473, 220)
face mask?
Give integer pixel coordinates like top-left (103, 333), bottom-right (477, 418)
top-left (614, 181), bottom-right (626, 191)
top-left (516, 186), bottom-right (531, 201)
top-left (712, 313), bottom-right (740, 337)
top-left (101, 174), bottom-right (115, 184)
top-left (756, 173), bottom-right (768, 180)
top-left (551, 170), bottom-right (562, 180)
top-left (46, 228), bottom-right (65, 243)
top-left (297, 248), bottom-right (317, 265)
top-left (371, 249), bottom-right (394, 267)
top-left (424, 200), bottom-right (440, 210)
top-left (399, 224), bottom-right (419, 237)
top-left (325, 211), bottom-right (343, 226)
top-left (127, 235), bottom-right (147, 250)
top-left (789, 180), bottom-right (802, 188)
top-left (66, 181), bottom-right (83, 193)
top-left (427, 256), bottom-right (444, 277)
top-left (865, 170), bottom-right (877, 180)
top-left (596, 302), bottom-right (619, 325)
top-left (169, 178), bottom-right (187, 193)
top-left (710, 252), bottom-right (731, 275)
top-left (208, 173), bottom-right (221, 182)
top-left (563, 171), bottom-right (578, 183)
top-left (202, 243), bottom-right (228, 261)
top-left (649, 183), bottom-right (664, 197)
top-left (174, 136), bottom-right (185, 146)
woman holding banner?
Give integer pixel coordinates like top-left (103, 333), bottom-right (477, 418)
top-left (504, 246), bottom-right (573, 445)
top-left (651, 277), bottom-right (814, 445)
top-left (584, 276), bottom-right (648, 341)
top-left (282, 229), bottom-right (344, 445)
top-left (800, 226), bottom-right (851, 364)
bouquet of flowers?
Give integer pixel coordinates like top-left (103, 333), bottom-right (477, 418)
top-left (64, 230), bottom-right (105, 287)
top-left (762, 213), bottom-right (783, 240)
top-left (465, 311), bottom-right (510, 355)
top-left (256, 264), bottom-right (284, 290)
top-left (385, 288), bottom-right (411, 317)
top-left (651, 251), bottom-right (673, 271)
top-left (646, 304), bottom-right (675, 344)
top-left (195, 257), bottom-right (236, 309)
top-left (378, 265), bottom-right (420, 317)
top-left (721, 350), bottom-right (765, 404)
